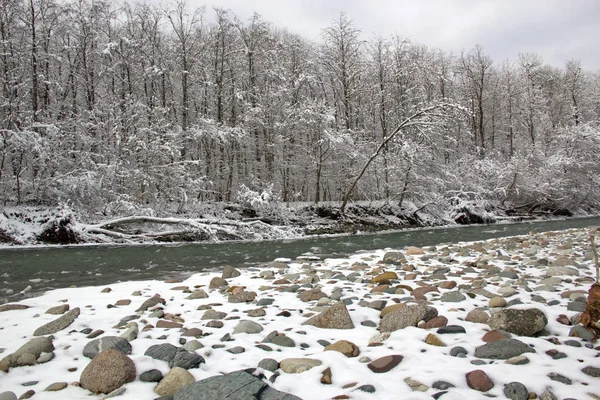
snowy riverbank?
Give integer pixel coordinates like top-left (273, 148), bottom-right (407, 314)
top-left (1, 227), bottom-right (599, 399)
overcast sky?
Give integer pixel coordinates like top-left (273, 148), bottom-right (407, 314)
top-left (189, 0), bottom-right (600, 70)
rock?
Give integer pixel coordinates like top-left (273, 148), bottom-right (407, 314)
top-left (229, 291), bottom-right (257, 303)
top-left (474, 339), bottom-right (535, 359)
top-left (280, 358), bottom-right (322, 373)
top-left (466, 309), bottom-right (489, 323)
top-left (157, 320), bottom-right (184, 329)
top-left (298, 288), bottom-right (327, 302)
top-left (406, 246), bottom-right (425, 255)
top-left (0, 337), bottom-right (54, 372)
top-left (380, 303), bottom-right (406, 318)
top-left (302, 301), bottom-right (354, 329)
top-left (540, 388), bottom-right (558, 400)
top-left (202, 310), bottom-right (227, 320)
top-left (425, 333), bottom-right (446, 347)
top-left (120, 322), bottom-right (138, 341)
top-left (171, 348), bottom-right (205, 369)
top-left (482, 330), bottom-right (507, 342)
top-left (209, 277), bottom-right (228, 289)
top-left (257, 358), bottom-right (279, 372)
top-left (233, 320), bottom-right (264, 335)
top-left (437, 325), bottom-right (465, 334)
top-left (45, 304), bottom-right (69, 315)
top-left (0, 304), bottom-right (29, 312)
top-left (271, 336), bottom-right (295, 347)
top-left (371, 272), bottom-right (398, 284)
top-left (222, 265), bottom-right (241, 279)
top-left (145, 343), bottom-right (179, 364)
top-left (489, 297), bottom-right (507, 308)
top-left (182, 328), bottom-right (203, 338)
top-left (382, 251), bottom-right (405, 264)
top-left (546, 266), bottom-right (579, 277)
top-left (450, 346), bottom-right (467, 357)
top-left (186, 290), bottom-right (208, 300)
top-left (547, 372), bottom-right (572, 385)
top-left (440, 291), bottom-right (466, 302)
top-left (83, 336), bottom-right (132, 359)
top-left (79, 349), bottom-right (136, 394)
top-left (36, 351), bottom-right (54, 363)
top-left (321, 367), bottom-right (332, 384)
top-left (505, 356), bottom-right (530, 365)
top-left (423, 315), bottom-right (448, 329)
top-left (136, 294), bottom-right (166, 312)
top-left (155, 367), bottom-right (196, 396)
top-left (324, 340), bottom-right (359, 357)
top-left (404, 377), bottom-right (428, 391)
top-left (432, 381), bottom-right (455, 390)
top-left (380, 303), bottom-right (432, 332)
top-left (44, 382), bottom-right (67, 391)
top-left (582, 366), bottom-right (600, 377)
top-left (569, 325), bottom-right (595, 341)
top-left (367, 355), bottom-right (403, 373)
top-left (466, 369), bottom-right (494, 392)
top-left (488, 308), bottom-right (547, 336)
top-left (115, 299), bottom-right (131, 306)
top-left (503, 382), bottom-right (529, 400)
top-left (0, 392), bottom-right (17, 400)
top-left (140, 369), bottom-right (163, 382)
top-left (174, 369), bottom-right (302, 399)
top-left (412, 286), bottom-right (439, 300)
top-left (33, 307), bottom-right (80, 336)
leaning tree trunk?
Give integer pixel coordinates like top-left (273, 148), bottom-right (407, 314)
top-left (579, 234), bottom-right (600, 339)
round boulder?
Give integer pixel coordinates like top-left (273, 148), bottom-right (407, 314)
top-left (487, 308), bottom-right (547, 336)
top-left (79, 349), bottom-right (136, 394)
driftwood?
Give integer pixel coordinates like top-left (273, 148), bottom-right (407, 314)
top-left (579, 234), bottom-right (600, 340)
top-left (83, 215), bottom-right (290, 242)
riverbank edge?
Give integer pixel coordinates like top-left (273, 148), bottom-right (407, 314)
top-left (0, 201), bottom-right (597, 247)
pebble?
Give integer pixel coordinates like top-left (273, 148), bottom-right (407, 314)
top-left (503, 382), bottom-right (529, 400)
top-left (466, 369), bottom-right (494, 392)
top-left (367, 355), bottom-right (403, 373)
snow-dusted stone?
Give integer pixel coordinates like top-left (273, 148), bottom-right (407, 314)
top-left (466, 369), bottom-right (494, 392)
top-left (222, 265), bottom-right (241, 279)
top-left (155, 367), bottom-right (195, 397)
top-left (232, 320), bottom-right (264, 334)
top-left (546, 266), bottom-right (579, 277)
top-left (440, 291), bottom-right (466, 303)
top-left (302, 301), bottom-right (354, 329)
top-left (474, 339), bottom-right (535, 359)
top-left (79, 350), bottom-right (136, 394)
top-left (488, 308), bottom-right (547, 336)
top-left (136, 294), bottom-right (166, 312)
top-left (33, 307), bottom-right (80, 336)
top-left (380, 303), bottom-right (434, 332)
top-left (174, 369), bottom-right (302, 399)
top-left (382, 251), bottom-right (405, 264)
top-left (404, 377), bottom-right (428, 391)
top-left (280, 358), bottom-right (322, 373)
top-left (83, 336), bottom-right (132, 359)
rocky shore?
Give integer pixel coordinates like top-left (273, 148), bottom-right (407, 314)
top-left (0, 228), bottom-right (599, 399)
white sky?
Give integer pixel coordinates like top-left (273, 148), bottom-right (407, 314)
top-left (187, 0), bottom-right (600, 70)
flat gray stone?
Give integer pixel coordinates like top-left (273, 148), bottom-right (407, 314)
top-left (84, 336), bottom-right (132, 359)
top-left (475, 339), bottom-right (535, 359)
top-left (145, 343), bottom-right (178, 363)
top-left (233, 320), bottom-right (264, 335)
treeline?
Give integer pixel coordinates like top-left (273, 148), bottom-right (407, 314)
top-left (1, 0), bottom-right (599, 217)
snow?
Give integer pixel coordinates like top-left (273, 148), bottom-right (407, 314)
top-left (1, 228), bottom-right (599, 399)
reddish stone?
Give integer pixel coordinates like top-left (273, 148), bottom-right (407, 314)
top-left (404, 273), bottom-right (417, 280)
top-left (156, 320), bottom-right (183, 329)
top-left (437, 281), bottom-right (457, 290)
top-left (423, 316), bottom-right (448, 329)
top-left (556, 314), bottom-right (571, 326)
top-left (482, 330), bottom-right (507, 343)
top-left (411, 286), bottom-right (439, 300)
top-left (367, 355), bottom-right (404, 373)
top-left (466, 369), bottom-right (494, 392)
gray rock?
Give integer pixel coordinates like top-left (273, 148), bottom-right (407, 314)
top-left (569, 325), bottom-right (595, 341)
top-left (233, 320), bottom-right (264, 335)
top-left (380, 303), bottom-right (431, 332)
top-left (474, 339), bottom-right (535, 359)
top-left (499, 271), bottom-right (519, 279)
top-left (0, 392), bottom-right (17, 400)
top-left (84, 336), bottom-right (132, 359)
top-left (79, 349), bottom-right (136, 394)
top-left (582, 366), bottom-right (600, 377)
top-left (0, 304), bottom-right (29, 312)
top-left (440, 291), bottom-right (466, 303)
top-left (302, 301), bottom-right (354, 329)
top-left (432, 381), bottom-right (455, 390)
top-left (280, 358), bottom-right (322, 373)
top-left (174, 369), bottom-right (302, 400)
top-left (0, 337), bottom-right (54, 372)
top-left (540, 388), bottom-right (558, 400)
top-left (44, 382), bottom-right (68, 391)
top-left (450, 346), bottom-right (467, 357)
top-left (136, 294), bottom-right (166, 312)
top-left (488, 308), bottom-right (547, 336)
top-left (227, 346), bottom-right (246, 354)
top-left (145, 343), bottom-right (178, 363)
top-left (546, 266), bottom-right (579, 277)
top-left (113, 315), bottom-right (139, 328)
top-left (271, 336), bottom-right (295, 347)
top-left (182, 340), bottom-right (203, 352)
top-left (503, 382), bottom-right (529, 400)
top-left (186, 290), bottom-right (208, 300)
top-left (222, 265), bottom-right (241, 279)
top-left (140, 369), bottom-right (163, 382)
top-left (547, 372), bottom-right (571, 385)
top-left (437, 325), bottom-right (466, 334)
top-left (229, 291), bottom-right (257, 303)
top-left (45, 304), bottom-right (69, 315)
top-left (382, 251), bottom-right (405, 264)
top-left (257, 298), bottom-right (275, 306)
top-left (120, 322), bottom-right (138, 341)
top-left (170, 348), bottom-right (205, 370)
top-left (257, 358), bottom-right (279, 372)
top-left (33, 307), bottom-right (80, 336)
top-left (567, 301), bottom-right (586, 312)
top-left (202, 310), bottom-right (227, 320)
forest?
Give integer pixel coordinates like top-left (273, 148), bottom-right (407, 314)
top-left (1, 0), bottom-right (600, 228)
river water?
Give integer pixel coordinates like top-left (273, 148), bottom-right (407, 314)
top-left (1, 216), bottom-right (599, 303)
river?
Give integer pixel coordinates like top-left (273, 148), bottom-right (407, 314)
top-left (1, 216), bottom-right (599, 303)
